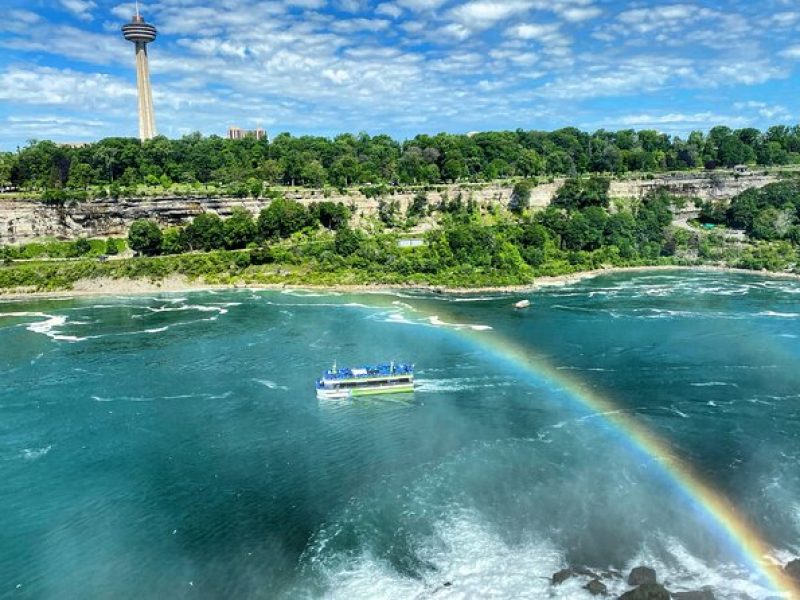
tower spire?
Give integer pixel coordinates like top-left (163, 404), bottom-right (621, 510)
top-left (121, 7), bottom-right (157, 139)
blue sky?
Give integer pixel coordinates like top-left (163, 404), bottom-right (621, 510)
top-left (0, 0), bottom-right (798, 149)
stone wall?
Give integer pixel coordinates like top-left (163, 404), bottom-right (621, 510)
top-left (0, 172), bottom-right (778, 245)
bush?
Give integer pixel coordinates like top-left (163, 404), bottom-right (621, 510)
top-left (73, 238), bottom-right (92, 256)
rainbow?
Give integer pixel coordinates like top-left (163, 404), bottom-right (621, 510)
top-left (414, 302), bottom-right (799, 599)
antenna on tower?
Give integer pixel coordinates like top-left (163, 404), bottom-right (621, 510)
top-left (135, 0), bottom-right (140, 18)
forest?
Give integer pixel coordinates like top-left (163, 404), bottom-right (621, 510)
top-left (1, 125), bottom-right (799, 194)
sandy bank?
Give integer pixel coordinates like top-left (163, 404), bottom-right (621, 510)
top-left (1, 265), bottom-right (799, 303)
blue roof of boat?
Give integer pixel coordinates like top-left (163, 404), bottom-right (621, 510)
top-left (322, 363), bottom-right (414, 380)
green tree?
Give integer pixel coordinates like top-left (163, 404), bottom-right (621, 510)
top-left (509, 180), bottom-right (533, 214)
top-left (334, 226), bottom-right (363, 256)
top-left (128, 219), bottom-right (163, 256)
top-left (257, 198), bottom-right (311, 239)
top-left (223, 207), bottom-right (257, 249)
top-left (553, 177), bottom-right (610, 211)
top-left (185, 212), bottom-right (225, 250)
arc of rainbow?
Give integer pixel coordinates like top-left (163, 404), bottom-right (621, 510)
top-left (410, 303), bottom-right (799, 599)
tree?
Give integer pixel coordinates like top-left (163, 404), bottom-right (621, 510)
top-left (316, 202), bottom-right (350, 230)
top-left (105, 238), bottom-right (120, 255)
top-left (334, 226), bottom-right (362, 256)
top-left (67, 163), bottom-right (93, 190)
top-left (185, 212), bottom-right (225, 250)
top-left (509, 180), bottom-right (533, 214)
top-left (257, 198), bottom-right (311, 239)
top-left (407, 192), bottom-right (428, 218)
top-left (223, 207), bottom-right (257, 249)
top-left (128, 219), bottom-right (163, 256)
top-left (553, 177), bottom-right (610, 211)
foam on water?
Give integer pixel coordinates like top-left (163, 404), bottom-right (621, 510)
top-left (313, 508), bottom-right (779, 600)
top-left (21, 445), bottom-right (51, 460)
top-left (254, 379), bottom-right (289, 391)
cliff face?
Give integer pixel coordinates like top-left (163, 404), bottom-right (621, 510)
top-left (0, 173), bottom-right (777, 245)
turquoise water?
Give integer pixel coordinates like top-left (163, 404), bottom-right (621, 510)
top-left (1, 271), bottom-right (799, 599)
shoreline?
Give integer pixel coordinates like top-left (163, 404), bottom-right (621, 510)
top-left (1, 265), bottom-right (799, 303)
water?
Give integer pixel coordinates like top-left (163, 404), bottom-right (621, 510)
top-left (1, 272), bottom-right (799, 599)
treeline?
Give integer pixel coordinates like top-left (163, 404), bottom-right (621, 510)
top-left (127, 199), bottom-right (350, 256)
top-left (2, 125), bottom-right (799, 192)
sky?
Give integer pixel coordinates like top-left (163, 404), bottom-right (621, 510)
top-left (0, 0), bottom-right (798, 149)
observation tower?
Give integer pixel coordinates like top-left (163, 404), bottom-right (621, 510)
top-left (121, 3), bottom-right (157, 140)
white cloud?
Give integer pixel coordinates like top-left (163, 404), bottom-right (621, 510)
top-left (561, 6), bottom-right (602, 22)
top-left (375, 2), bottom-right (403, 18)
top-left (780, 45), bottom-right (800, 60)
top-left (395, 0), bottom-right (448, 12)
top-left (448, 1), bottom-right (535, 32)
top-left (59, 0), bottom-right (98, 21)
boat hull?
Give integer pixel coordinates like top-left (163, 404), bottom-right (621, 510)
top-left (317, 382), bottom-right (415, 400)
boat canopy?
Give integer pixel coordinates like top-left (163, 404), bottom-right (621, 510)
top-left (321, 363), bottom-right (414, 382)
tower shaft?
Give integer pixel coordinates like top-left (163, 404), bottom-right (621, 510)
top-left (134, 42), bottom-right (157, 140)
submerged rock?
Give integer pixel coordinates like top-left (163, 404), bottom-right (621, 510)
top-left (584, 579), bottom-right (608, 596)
top-left (575, 566), bottom-right (599, 578)
top-left (628, 566), bottom-right (658, 586)
top-left (619, 583), bottom-right (671, 600)
top-left (785, 559), bottom-right (800, 581)
top-left (552, 569), bottom-right (574, 585)
top-left (602, 570), bottom-right (624, 580)
top-left (671, 588), bottom-right (715, 600)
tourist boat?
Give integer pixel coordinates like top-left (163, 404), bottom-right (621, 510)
top-left (515, 299), bottom-right (531, 309)
top-left (316, 362), bottom-right (415, 399)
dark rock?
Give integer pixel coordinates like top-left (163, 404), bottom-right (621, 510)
top-left (628, 566), bottom-right (658, 586)
top-left (552, 569), bottom-right (574, 585)
top-left (442, 581), bottom-right (452, 588)
top-left (619, 583), bottom-right (671, 600)
top-left (584, 579), bottom-right (608, 596)
top-left (671, 587), bottom-right (715, 600)
top-left (785, 559), bottom-right (800, 581)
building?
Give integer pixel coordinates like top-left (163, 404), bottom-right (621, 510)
top-left (228, 127), bottom-right (267, 141)
top-left (121, 5), bottom-right (157, 140)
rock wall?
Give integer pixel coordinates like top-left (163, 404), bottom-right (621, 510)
top-left (0, 173), bottom-right (778, 245)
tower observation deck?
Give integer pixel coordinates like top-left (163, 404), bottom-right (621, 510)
top-left (122, 9), bottom-right (157, 140)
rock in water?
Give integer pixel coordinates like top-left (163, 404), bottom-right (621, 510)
top-left (628, 566), bottom-right (657, 586)
top-left (785, 559), bottom-right (800, 581)
top-left (618, 583), bottom-right (671, 600)
top-left (672, 588), bottom-right (716, 600)
top-left (552, 568), bottom-right (574, 585)
top-left (584, 579), bottom-right (608, 596)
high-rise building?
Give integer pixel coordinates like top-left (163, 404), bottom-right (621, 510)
top-left (228, 127), bottom-right (267, 141)
top-left (121, 4), bottom-right (157, 140)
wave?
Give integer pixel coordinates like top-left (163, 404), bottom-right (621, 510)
top-left (415, 378), bottom-right (513, 393)
top-left (690, 382), bottom-right (737, 388)
top-left (281, 289), bottom-right (343, 297)
top-left (254, 379), bottom-right (289, 391)
top-left (21, 445), bottom-right (52, 460)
